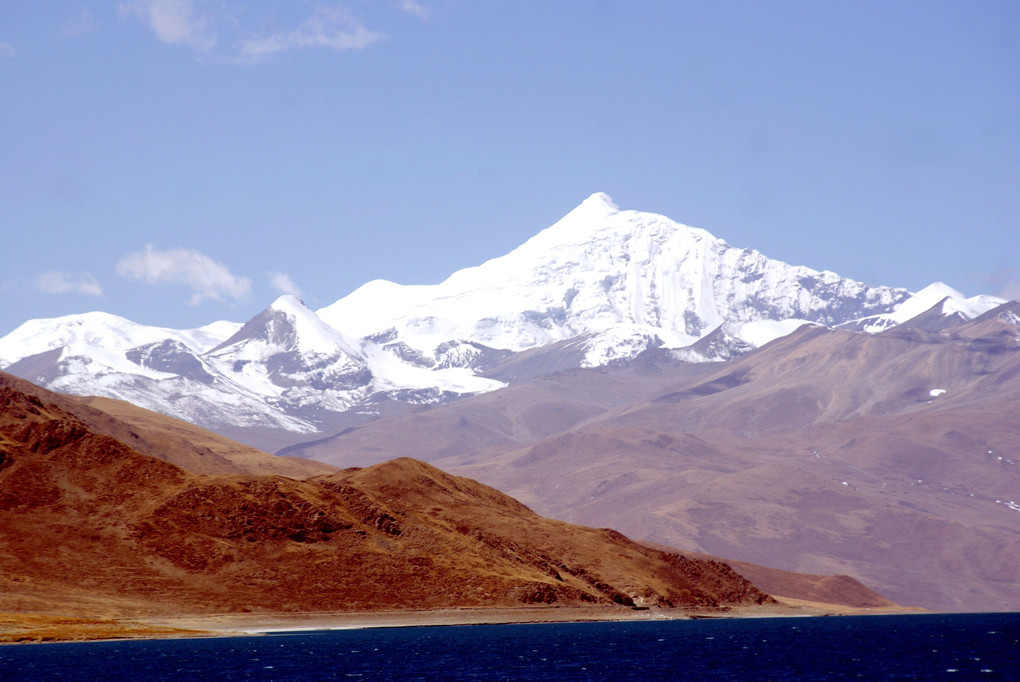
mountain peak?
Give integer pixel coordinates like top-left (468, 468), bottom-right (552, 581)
top-left (322, 193), bottom-right (915, 358)
top-left (556, 191), bottom-right (621, 230)
top-left (269, 294), bottom-right (312, 315)
top-left (214, 295), bottom-right (361, 359)
top-left (577, 191), bottom-right (620, 213)
top-left (509, 192), bottom-right (624, 256)
top-left (893, 282), bottom-right (1004, 325)
top-left (914, 281), bottom-right (965, 302)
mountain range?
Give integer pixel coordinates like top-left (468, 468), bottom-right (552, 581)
top-left (0, 194), bottom-right (1004, 450)
top-left (1, 193), bottom-right (1016, 614)
top-left (2, 369), bottom-right (903, 640)
top-left (289, 303), bottom-right (1020, 612)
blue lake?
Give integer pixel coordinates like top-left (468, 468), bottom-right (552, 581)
top-left (1, 612), bottom-right (1018, 680)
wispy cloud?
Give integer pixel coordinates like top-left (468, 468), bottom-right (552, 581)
top-left (998, 278), bottom-right (1020, 302)
top-left (0, 42), bottom-right (15, 58)
top-left (978, 269), bottom-right (1020, 303)
top-left (61, 7), bottom-right (96, 38)
top-left (269, 271), bottom-right (302, 298)
top-left (239, 6), bottom-right (381, 60)
top-left (121, 0), bottom-right (216, 51)
top-left (118, 2), bottom-right (407, 62)
top-left (400, 1), bottom-right (431, 21)
top-left (35, 272), bottom-right (103, 297)
top-left (117, 245), bottom-right (250, 305)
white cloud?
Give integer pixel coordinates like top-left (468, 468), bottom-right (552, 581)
top-left (121, 0), bottom-right (216, 51)
top-left (117, 245), bottom-right (251, 305)
top-left (400, 1), bottom-right (431, 21)
top-left (118, 3), bottom-right (408, 62)
top-left (239, 6), bottom-right (382, 60)
top-left (269, 271), bottom-right (302, 297)
top-left (0, 42), bottom-right (15, 58)
top-left (35, 272), bottom-right (103, 297)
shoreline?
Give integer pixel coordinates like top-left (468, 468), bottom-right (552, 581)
top-left (145, 605), bottom-right (704, 636)
top-left (2, 602), bottom-right (923, 645)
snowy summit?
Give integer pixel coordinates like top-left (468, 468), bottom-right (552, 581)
top-left (0, 193), bottom-right (1010, 443)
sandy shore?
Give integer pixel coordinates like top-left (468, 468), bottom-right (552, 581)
top-left (2, 602), bottom-right (924, 644)
top-left (142, 606), bottom-right (701, 636)
top-left (142, 600), bottom-right (895, 636)
top-left (1, 606), bottom-right (694, 644)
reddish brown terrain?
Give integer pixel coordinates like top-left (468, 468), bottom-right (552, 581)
top-left (285, 305), bottom-right (1020, 612)
top-left (0, 372), bottom-right (334, 479)
top-left (5, 372), bottom-right (898, 641)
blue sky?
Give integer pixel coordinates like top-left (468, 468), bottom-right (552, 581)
top-left (1, 1), bottom-right (1018, 334)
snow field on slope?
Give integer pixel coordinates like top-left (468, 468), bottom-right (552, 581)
top-left (0, 312), bottom-right (240, 367)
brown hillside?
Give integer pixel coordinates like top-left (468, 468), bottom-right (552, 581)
top-left (722, 559), bottom-right (897, 609)
top-left (0, 377), bottom-right (777, 623)
top-left (295, 308), bottom-right (1020, 611)
top-left (0, 371), bottom-right (333, 478)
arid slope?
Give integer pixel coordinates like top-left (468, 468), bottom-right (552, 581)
top-left (290, 306), bottom-right (1020, 611)
top-left (0, 376), bottom-right (779, 622)
top-left (0, 371), bottom-right (333, 478)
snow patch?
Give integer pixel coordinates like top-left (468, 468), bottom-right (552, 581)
top-left (580, 325), bottom-right (674, 367)
top-left (363, 342), bottom-right (504, 394)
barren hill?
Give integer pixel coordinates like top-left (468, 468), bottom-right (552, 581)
top-left (0, 372), bottom-right (333, 479)
top-left (0, 374), bottom-right (792, 625)
top-left (290, 306), bottom-right (1020, 611)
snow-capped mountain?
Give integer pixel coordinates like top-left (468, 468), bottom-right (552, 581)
top-left (841, 282), bottom-right (1006, 333)
top-left (0, 303), bottom-right (325, 438)
top-left (0, 311), bottom-right (238, 369)
top-left (0, 193), bottom-right (1009, 447)
top-left (204, 295), bottom-right (373, 410)
top-left (318, 192), bottom-right (946, 366)
top-left (0, 311), bottom-right (238, 399)
top-left (0, 295), bottom-right (504, 446)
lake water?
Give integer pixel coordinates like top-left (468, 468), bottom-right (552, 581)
top-left (1, 612), bottom-right (1018, 680)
